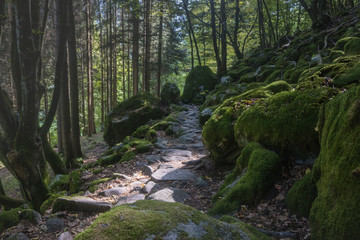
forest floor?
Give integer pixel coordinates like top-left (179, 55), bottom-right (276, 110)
top-left (1, 105), bottom-right (310, 240)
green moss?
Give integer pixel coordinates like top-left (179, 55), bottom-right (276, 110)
top-left (104, 92), bottom-right (164, 146)
top-left (310, 86), bottom-right (360, 239)
top-left (161, 82), bottom-right (180, 105)
top-left (334, 37), bottom-right (359, 51)
top-left (131, 125), bottom-right (150, 139)
top-left (98, 154), bottom-right (122, 167)
top-left (152, 121), bottom-right (172, 131)
top-left (92, 169), bottom-right (104, 175)
top-left (69, 169), bottom-right (83, 194)
top-left (48, 174), bottom-right (70, 192)
top-left (234, 88), bottom-right (332, 161)
top-left (181, 66), bottom-right (218, 103)
top-left (288, 66), bottom-right (307, 84)
top-left (264, 80), bottom-right (292, 93)
top-left (135, 142), bottom-right (152, 153)
top-left (239, 72), bottom-right (257, 83)
top-left (120, 151), bottom-right (135, 163)
top-left (75, 200), bottom-right (269, 240)
top-left (144, 129), bottom-right (157, 143)
top-left (264, 70), bottom-right (282, 84)
top-left (228, 65), bottom-right (253, 79)
top-left (199, 85), bottom-right (240, 111)
top-left (286, 173), bottom-right (317, 218)
top-left (40, 191), bottom-right (67, 214)
top-left (0, 208), bottom-right (21, 233)
top-left (202, 97), bottom-right (249, 166)
top-left (329, 50), bottom-right (345, 61)
top-left (89, 178), bottom-right (111, 193)
top-left (209, 147), bottom-right (281, 215)
top-left (333, 63), bottom-right (360, 86)
top-left (244, 82), bottom-right (264, 92)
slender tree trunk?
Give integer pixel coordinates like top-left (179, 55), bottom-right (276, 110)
top-left (67, 0), bottom-right (82, 158)
top-left (186, 22), bottom-right (194, 69)
top-left (157, 0), bottom-right (163, 97)
top-left (144, 0), bottom-right (152, 92)
top-left (122, 6), bottom-right (126, 100)
top-left (183, 0), bottom-right (201, 66)
top-left (0, 0), bottom-right (5, 46)
top-left (263, 0), bottom-right (276, 47)
top-left (113, 5), bottom-right (117, 105)
top-left (209, 0), bottom-right (221, 77)
top-left (132, 0), bottom-right (140, 95)
top-left (85, 0), bottom-right (95, 136)
top-left (220, 0), bottom-right (227, 75)
top-left (233, 0), bottom-right (243, 59)
top-left (109, 2), bottom-right (113, 109)
top-left (127, 18), bottom-right (131, 98)
top-left (98, 4), bottom-right (104, 124)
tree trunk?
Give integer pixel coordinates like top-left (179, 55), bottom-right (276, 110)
top-left (132, 0), bottom-right (140, 95)
top-left (144, 0), bottom-right (152, 92)
top-left (113, 5), bottom-right (118, 105)
top-left (220, 0), bottom-right (227, 75)
top-left (157, 0), bottom-right (163, 97)
top-left (67, 0), bottom-right (82, 158)
top-left (85, 0), bottom-right (95, 136)
top-left (233, 0), bottom-right (243, 59)
top-left (183, 0), bottom-right (201, 66)
top-left (209, 0), bottom-right (221, 78)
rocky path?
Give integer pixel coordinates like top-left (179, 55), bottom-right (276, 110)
top-left (0, 105), bottom-right (227, 240)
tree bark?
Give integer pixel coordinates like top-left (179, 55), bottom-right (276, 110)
top-left (209, 0), bottom-right (221, 77)
top-left (220, 0), bottom-right (227, 75)
top-left (144, 0), bottom-right (152, 92)
top-left (156, 0), bottom-right (163, 97)
top-left (67, 0), bottom-right (82, 158)
top-left (132, 0), bottom-right (140, 95)
top-left (183, 0), bottom-right (201, 66)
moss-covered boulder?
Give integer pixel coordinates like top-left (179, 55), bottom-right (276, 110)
top-left (234, 88), bottom-right (332, 163)
top-left (75, 200), bottom-right (269, 240)
top-left (309, 85), bottom-right (360, 239)
top-left (344, 37), bottom-right (360, 55)
top-left (201, 97), bottom-right (250, 166)
top-left (181, 66), bottom-right (217, 103)
top-left (286, 172), bottom-right (317, 218)
top-left (104, 92), bottom-right (164, 146)
top-left (160, 83), bottom-right (180, 105)
top-left (228, 64), bottom-right (253, 79)
top-left (0, 208), bottom-right (21, 233)
top-left (209, 143), bottom-right (281, 215)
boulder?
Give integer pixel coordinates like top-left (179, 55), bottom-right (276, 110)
top-left (147, 188), bottom-right (189, 203)
top-left (151, 168), bottom-right (197, 181)
top-left (209, 143), bottom-right (281, 215)
top-left (74, 200), bottom-right (269, 240)
top-left (160, 83), bottom-right (180, 105)
top-left (52, 196), bottom-right (112, 213)
top-left (181, 66), bottom-right (217, 103)
top-left (104, 92), bottom-right (164, 146)
top-left (45, 218), bottom-right (65, 232)
top-left (309, 86), bottom-right (360, 239)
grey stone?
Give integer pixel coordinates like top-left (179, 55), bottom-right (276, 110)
top-left (162, 149), bottom-right (192, 157)
top-left (146, 155), bottom-right (161, 163)
top-left (195, 177), bottom-right (209, 187)
top-left (154, 143), bottom-right (167, 149)
top-left (53, 196), bottom-right (112, 213)
top-left (7, 233), bottom-right (29, 240)
top-left (152, 168), bottom-right (197, 181)
top-left (57, 232), bottom-right (73, 240)
top-left (161, 155), bottom-right (189, 162)
top-left (141, 165), bottom-right (154, 176)
top-left (98, 187), bottom-right (126, 197)
top-left (142, 181), bottom-right (161, 194)
top-left (116, 194), bottom-right (145, 206)
top-left (19, 210), bottom-right (42, 225)
top-left (45, 218), bottom-right (65, 232)
top-left (158, 164), bottom-right (174, 169)
top-left (147, 188), bottom-right (190, 203)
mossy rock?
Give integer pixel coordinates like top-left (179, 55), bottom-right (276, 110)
top-left (120, 151), bottom-right (136, 163)
top-left (329, 50), bottom-right (345, 61)
top-left (0, 208), bottom-right (21, 233)
top-left (104, 92), bottom-right (164, 146)
top-left (48, 174), bottom-right (70, 192)
top-left (264, 70), bottom-right (282, 84)
top-left (209, 144), bottom-right (281, 215)
top-left (89, 178), bottom-right (111, 193)
top-left (181, 66), bottom-right (218, 103)
top-left (333, 63), bottom-right (360, 87)
top-left (202, 97), bottom-right (250, 166)
top-left (199, 84), bottom-right (240, 112)
top-left (286, 172), bottom-right (317, 218)
top-left (74, 200), bottom-right (269, 240)
top-left (228, 64), bottom-right (253, 79)
top-left (161, 83), bottom-right (180, 105)
top-left (309, 85), bottom-right (360, 239)
top-left (131, 125), bottom-right (150, 139)
top-left (40, 191), bottom-right (67, 214)
top-left (98, 154), bottom-right (122, 167)
top-left (264, 80), bottom-right (292, 93)
top-left (144, 129), bottom-right (157, 143)
top-left (334, 37), bottom-right (359, 51)
top-left (239, 72), bottom-right (257, 83)
top-left (199, 106), bottom-right (217, 126)
top-left (234, 88), bottom-right (332, 163)
top-left (344, 37), bottom-right (360, 55)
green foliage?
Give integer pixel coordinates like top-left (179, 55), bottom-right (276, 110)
top-left (310, 86), bottom-right (360, 239)
top-left (286, 173), bottom-right (317, 218)
top-left (209, 145), bottom-right (281, 215)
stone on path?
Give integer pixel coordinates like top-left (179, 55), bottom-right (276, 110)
top-left (151, 168), bottom-right (197, 181)
top-left (98, 187), bottom-right (126, 197)
top-left (58, 232), bottom-right (73, 240)
top-left (52, 196), bottom-right (112, 213)
top-left (116, 194), bottom-right (145, 206)
top-left (146, 155), bottom-right (161, 163)
top-left (141, 181), bottom-right (161, 194)
top-left (161, 149), bottom-right (192, 162)
top-left (45, 218), bottom-right (65, 232)
top-left (7, 233), bottom-right (29, 240)
top-left (147, 188), bottom-right (190, 203)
